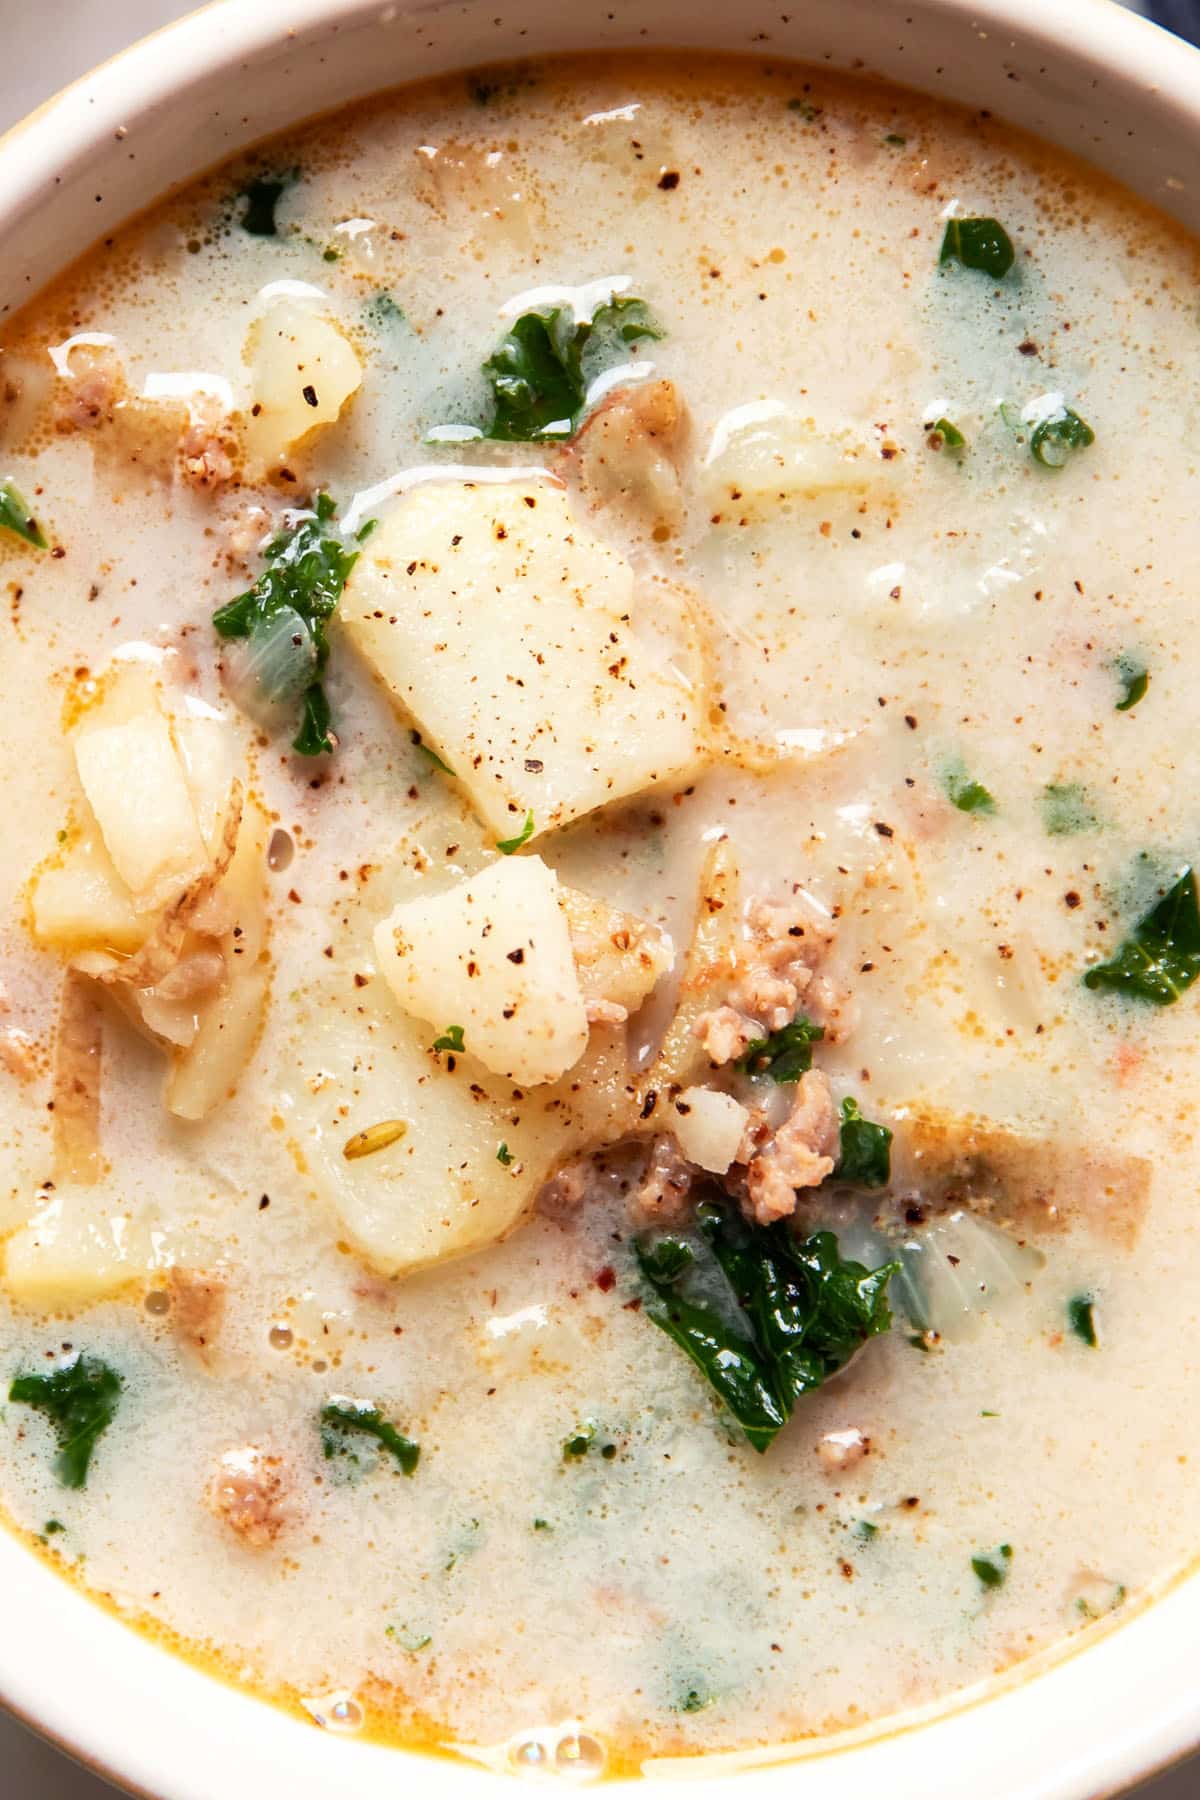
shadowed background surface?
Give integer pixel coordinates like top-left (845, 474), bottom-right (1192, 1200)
top-left (0, 2), bottom-right (1196, 1795)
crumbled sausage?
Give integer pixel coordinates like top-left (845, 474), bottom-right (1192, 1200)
top-left (206, 1445), bottom-right (288, 1547)
top-left (693, 893), bottom-right (838, 1066)
top-left (632, 1134), bottom-right (694, 1222)
top-left (743, 1069), bottom-right (837, 1224)
top-left (537, 1157), bottom-right (592, 1219)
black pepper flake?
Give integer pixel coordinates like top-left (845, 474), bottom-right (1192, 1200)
top-left (506, 947), bottom-right (525, 964)
top-left (639, 1090), bottom-right (658, 1120)
top-left (302, 383), bottom-right (319, 407)
top-left (258, 1194), bottom-right (270, 1210)
top-left (657, 170), bottom-right (680, 190)
top-left (524, 758), bottom-right (544, 773)
top-left (873, 822), bottom-right (894, 838)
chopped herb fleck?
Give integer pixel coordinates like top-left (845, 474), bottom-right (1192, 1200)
top-left (532, 1517), bottom-right (552, 1531)
top-left (884, 132), bottom-right (907, 147)
top-left (1083, 867), bottom-right (1200, 1006)
top-left (0, 480), bottom-right (47, 549)
top-left (9, 1356), bottom-right (122, 1488)
top-left (1040, 782), bottom-right (1100, 837)
top-left (787, 98), bottom-right (819, 119)
top-left (320, 1399), bottom-right (419, 1475)
top-left (1030, 405), bottom-right (1094, 469)
top-left (365, 290), bottom-right (407, 331)
top-left (562, 1422), bottom-right (596, 1460)
top-left (1113, 653), bottom-right (1149, 713)
top-left (677, 1687), bottom-right (715, 1714)
top-left (939, 216), bottom-right (1015, 279)
top-left (735, 1015), bottom-right (824, 1083)
top-left (944, 760), bottom-right (997, 815)
top-left (854, 1519), bottom-right (879, 1540)
top-left (496, 1142), bottom-right (514, 1166)
top-left (414, 736), bottom-right (455, 777)
top-left (834, 1096), bottom-right (892, 1188)
top-left (1068, 1294), bottom-right (1098, 1347)
top-left (496, 810), bottom-right (535, 854)
top-left (432, 1025), bottom-right (466, 1054)
top-left (636, 1204), bottom-right (897, 1452)
top-left (972, 1544), bottom-right (1013, 1589)
top-left (928, 417), bottom-right (966, 452)
top-left (42, 1519), bottom-right (65, 1536)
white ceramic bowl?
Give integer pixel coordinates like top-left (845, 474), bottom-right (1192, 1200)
top-left (2, 1), bottom-right (1199, 1794)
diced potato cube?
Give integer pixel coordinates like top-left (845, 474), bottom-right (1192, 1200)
top-left (30, 830), bottom-right (148, 954)
top-left (277, 965), bottom-right (634, 1278)
top-left (74, 712), bottom-right (209, 912)
top-left (244, 300), bottom-right (362, 471)
top-left (701, 401), bottom-right (899, 517)
top-left (672, 1086), bottom-right (749, 1174)
top-left (341, 480), bottom-right (702, 838)
top-left (374, 855), bottom-right (588, 1087)
top-left (3, 1190), bottom-right (196, 1304)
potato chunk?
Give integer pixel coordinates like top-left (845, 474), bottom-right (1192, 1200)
top-left (74, 712), bottom-right (209, 912)
top-left (341, 480), bottom-right (702, 838)
top-left (672, 1087), bottom-right (749, 1175)
top-left (3, 1187), bottom-right (204, 1304)
top-left (278, 968), bottom-right (634, 1278)
top-left (31, 829), bottom-right (148, 955)
top-left (244, 300), bottom-right (362, 472)
top-left (701, 401), bottom-right (899, 518)
top-left (374, 856), bottom-right (588, 1087)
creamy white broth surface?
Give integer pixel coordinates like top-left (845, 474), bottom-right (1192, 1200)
top-left (0, 53), bottom-right (1198, 1774)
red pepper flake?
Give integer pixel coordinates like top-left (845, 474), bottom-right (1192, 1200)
top-left (595, 1266), bottom-right (616, 1292)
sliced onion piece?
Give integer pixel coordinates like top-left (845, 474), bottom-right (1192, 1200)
top-left (222, 606), bottom-right (318, 727)
top-left (894, 1209), bottom-right (1044, 1341)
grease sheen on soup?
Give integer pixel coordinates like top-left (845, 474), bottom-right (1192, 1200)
top-left (0, 51), bottom-right (1198, 1780)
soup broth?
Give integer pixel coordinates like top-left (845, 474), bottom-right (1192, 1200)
top-left (0, 51), bottom-right (1198, 1777)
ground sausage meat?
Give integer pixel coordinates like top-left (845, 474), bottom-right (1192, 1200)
top-left (743, 1069), bottom-right (837, 1225)
top-left (632, 1134), bottom-right (695, 1223)
top-left (693, 892), bottom-right (837, 1066)
top-left (206, 1445), bottom-right (289, 1547)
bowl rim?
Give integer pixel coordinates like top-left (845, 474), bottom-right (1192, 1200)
top-left (1, 0), bottom-right (1199, 1795)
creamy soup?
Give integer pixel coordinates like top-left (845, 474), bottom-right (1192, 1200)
top-left (0, 50), bottom-right (1198, 1779)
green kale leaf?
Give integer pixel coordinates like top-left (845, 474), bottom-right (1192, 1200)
top-left (320, 1399), bottom-right (419, 1475)
top-left (735, 1015), bottom-right (824, 1083)
top-left (1030, 406), bottom-right (1094, 469)
top-left (1040, 782), bottom-right (1101, 837)
top-left (939, 217), bottom-right (1015, 279)
top-left (9, 1356), bottom-right (122, 1488)
top-left (212, 492), bottom-right (360, 756)
top-left (834, 1096), bottom-right (892, 1188)
top-left (1068, 1293), bottom-right (1098, 1347)
top-left (972, 1544), bottom-right (1013, 1589)
top-left (1083, 866), bottom-right (1200, 1005)
top-left (944, 759), bottom-right (996, 815)
top-left (236, 171), bottom-right (297, 237)
top-left (471, 296), bottom-right (663, 442)
top-left (636, 1204), bottom-right (897, 1452)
